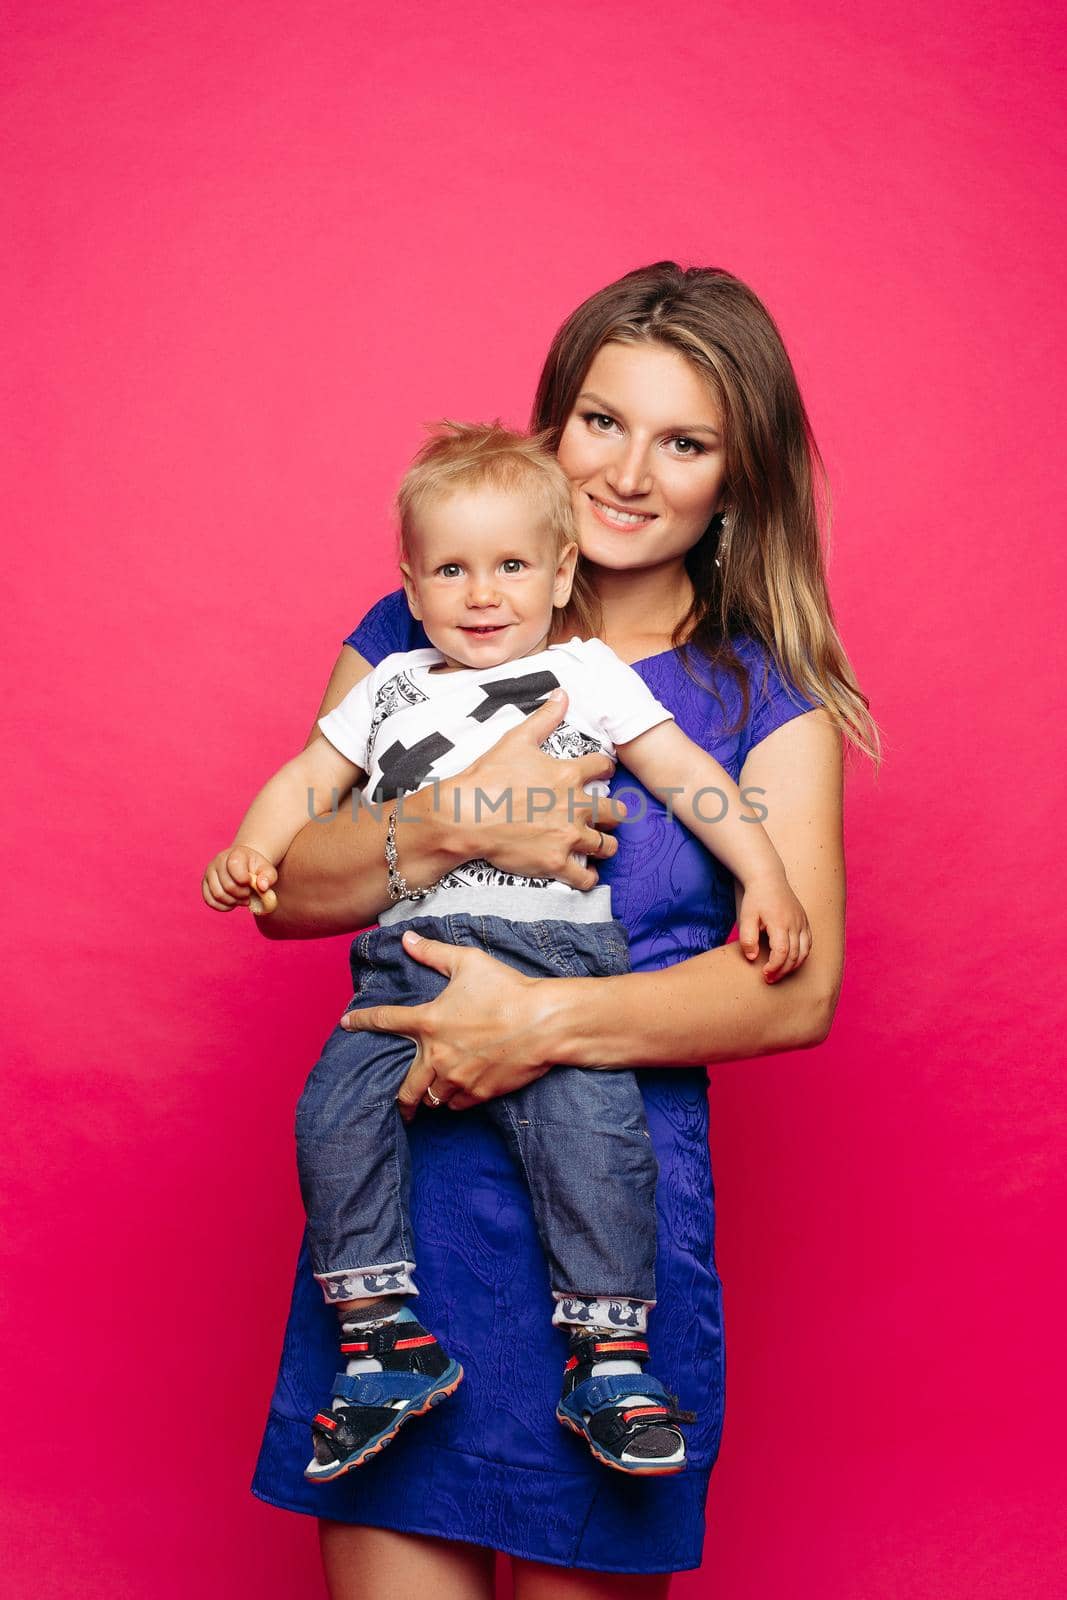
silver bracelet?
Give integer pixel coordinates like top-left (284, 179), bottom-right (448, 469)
top-left (385, 803), bottom-right (441, 903)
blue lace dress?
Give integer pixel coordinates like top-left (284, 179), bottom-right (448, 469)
top-left (251, 591), bottom-right (820, 1574)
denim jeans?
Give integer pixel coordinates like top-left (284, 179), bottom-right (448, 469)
top-left (295, 913), bottom-right (659, 1320)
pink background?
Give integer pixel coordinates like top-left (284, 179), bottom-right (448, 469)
top-left (4, 2), bottom-right (1065, 1594)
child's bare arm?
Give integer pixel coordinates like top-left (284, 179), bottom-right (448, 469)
top-left (202, 737), bottom-right (364, 912)
top-left (616, 720), bottom-right (812, 978)
top-left (233, 736), bottom-right (364, 861)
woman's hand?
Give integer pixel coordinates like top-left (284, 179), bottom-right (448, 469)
top-left (339, 930), bottom-right (563, 1119)
top-left (258, 690), bottom-right (626, 939)
top-left (434, 691), bottom-right (627, 891)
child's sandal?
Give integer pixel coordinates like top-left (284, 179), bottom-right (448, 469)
top-left (556, 1332), bottom-right (696, 1477)
top-left (304, 1320), bottom-right (463, 1482)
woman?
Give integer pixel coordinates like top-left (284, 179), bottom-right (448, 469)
top-left (251, 263), bottom-right (877, 1597)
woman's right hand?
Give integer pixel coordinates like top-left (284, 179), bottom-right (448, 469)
top-left (432, 689), bottom-right (626, 889)
top-left (256, 683), bottom-right (627, 939)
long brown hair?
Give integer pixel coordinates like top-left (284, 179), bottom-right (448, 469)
top-left (532, 262), bottom-right (880, 763)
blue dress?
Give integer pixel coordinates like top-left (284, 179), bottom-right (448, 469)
top-left (251, 592), bottom-right (820, 1574)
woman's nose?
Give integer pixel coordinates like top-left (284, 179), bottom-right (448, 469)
top-left (604, 441), bottom-right (653, 497)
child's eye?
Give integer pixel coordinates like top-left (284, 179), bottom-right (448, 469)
top-left (501, 559), bottom-right (526, 574)
top-left (437, 563), bottom-right (463, 578)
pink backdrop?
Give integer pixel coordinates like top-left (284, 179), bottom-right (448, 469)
top-left (4, 2), bottom-right (1065, 1594)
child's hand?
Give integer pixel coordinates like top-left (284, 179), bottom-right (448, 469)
top-left (201, 846), bottom-right (278, 915)
top-left (737, 873), bottom-right (812, 982)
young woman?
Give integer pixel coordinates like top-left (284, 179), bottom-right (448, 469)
top-left (250, 262), bottom-right (877, 1599)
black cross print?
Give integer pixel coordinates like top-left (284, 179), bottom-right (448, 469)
top-left (468, 670), bottom-right (560, 723)
top-left (372, 732), bottom-right (454, 801)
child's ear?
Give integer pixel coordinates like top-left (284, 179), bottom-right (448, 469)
top-left (552, 541), bottom-right (579, 608)
top-left (399, 561), bottom-right (422, 619)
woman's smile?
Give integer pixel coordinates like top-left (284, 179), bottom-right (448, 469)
top-left (586, 493), bottom-right (657, 531)
top-left (557, 340), bottom-right (727, 574)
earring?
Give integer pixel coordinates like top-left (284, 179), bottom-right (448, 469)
top-left (714, 512), bottom-right (730, 570)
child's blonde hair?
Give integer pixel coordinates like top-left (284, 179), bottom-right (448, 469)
top-left (396, 421), bottom-right (599, 640)
top-left (397, 420), bottom-right (575, 556)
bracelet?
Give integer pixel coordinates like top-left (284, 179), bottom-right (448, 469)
top-left (385, 803), bottom-right (442, 903)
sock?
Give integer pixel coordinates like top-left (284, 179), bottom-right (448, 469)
top-left (333, 1297), bottom-right (418, 1410)
top-left (551, 1294), bottom-right (649, 1334)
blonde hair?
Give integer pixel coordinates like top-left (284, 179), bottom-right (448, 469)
top-left (396, 421), bottom-right (599, 640)
top-left (533, 263), bottom-right (881, 765)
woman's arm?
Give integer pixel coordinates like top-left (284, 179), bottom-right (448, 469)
top-left (344, 709), bottom-right (845, 1114)
top-left (616, 718), bottom-right (812, 978)
top-left (548, 708), bottom-right (845, 1061)
top-left (259, 648), bottom-right (627, 940)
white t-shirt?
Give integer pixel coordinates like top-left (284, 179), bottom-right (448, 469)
top-left (317, 635), bottom-right (674, 923)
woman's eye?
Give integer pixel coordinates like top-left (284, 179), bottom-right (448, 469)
top-left (501, 559), bottom-right (526, 574)
top-left (583, 411), bottom-right (618, 433)
top-left (670, 436), bottom-right (705, 457)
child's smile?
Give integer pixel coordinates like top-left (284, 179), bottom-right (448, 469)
top-left (400, 486), bottom-right (577, 672)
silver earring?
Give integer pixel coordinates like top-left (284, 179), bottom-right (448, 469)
top-left (714, 513), bottom-right (730, 570)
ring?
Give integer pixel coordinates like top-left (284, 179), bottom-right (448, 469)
top-left (425, 1086), bottom-right (441, 1107)
top-left (593, 829), bottom-right (605, 854)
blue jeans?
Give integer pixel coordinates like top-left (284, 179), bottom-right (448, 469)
top-left (295, 913), bottom-right (659, 1321)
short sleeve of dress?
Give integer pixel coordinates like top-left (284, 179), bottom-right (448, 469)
top-left (739, 639), bottom-right (823, 765)
top-left (343, 590), bottom-right (427, 667)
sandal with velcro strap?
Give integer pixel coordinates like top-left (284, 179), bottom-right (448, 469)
top-left (556, 1332), bottom-right (696, 1476)
top-left (304, 1318), bottom-right (463, 1482)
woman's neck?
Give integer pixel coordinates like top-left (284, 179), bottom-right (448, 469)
top-left (590, 560), bottom-right (696, 661)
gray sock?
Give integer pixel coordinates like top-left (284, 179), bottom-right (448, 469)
top-left (335, 1295), bottom-right (410, 1332)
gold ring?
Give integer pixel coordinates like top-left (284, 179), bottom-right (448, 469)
top-left (426, 1086), bottom-right (441, 1107)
